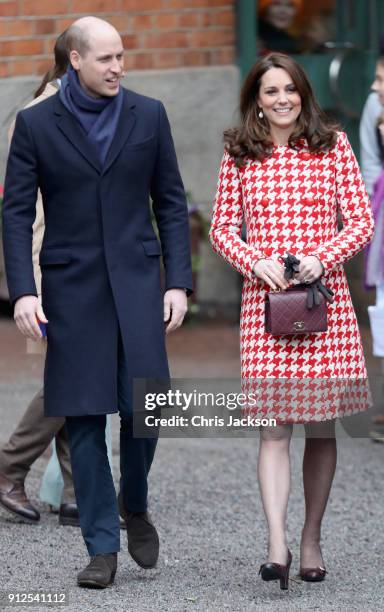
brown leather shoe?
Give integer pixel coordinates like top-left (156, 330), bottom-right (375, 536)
top-left (0, 471), bottom-right (40, 523)
top-left (77, 553), bottom-right (117, 588)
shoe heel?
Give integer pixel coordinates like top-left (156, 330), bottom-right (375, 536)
top-left (279, 571), bottom-right (289, 590)
top-left (280, 549), bottom-right (292, 590)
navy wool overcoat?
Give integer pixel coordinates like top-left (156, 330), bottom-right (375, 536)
top-left (2, 88), bottom-right (193, 417)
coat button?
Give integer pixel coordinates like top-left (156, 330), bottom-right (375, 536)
top-left (260, 198), bottom-right (269, 206)
top-left (303, 197), bottom-right (316, 205)
top-left (300, 152), bottom-right (311, 160)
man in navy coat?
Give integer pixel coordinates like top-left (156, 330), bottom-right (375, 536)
top-left (2, 16), bottom-right (193, 588)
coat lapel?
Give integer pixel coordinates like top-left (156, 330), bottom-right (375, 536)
top-left (102, 90), bottom-right (137, 175)
top-left (53, 94), bottom-right (102, 174)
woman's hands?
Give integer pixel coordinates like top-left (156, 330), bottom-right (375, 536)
top-left (296, 255), bottom-right (324, 284)
top-left (253, 255), bottom-right (324, 290)
top-left (252, 259), bottom-right (290, 291)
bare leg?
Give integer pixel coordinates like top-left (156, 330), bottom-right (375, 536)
top-left (300, 419), bottom-right (337, 569)
top-left (257, 423), bottom-right (293, 564)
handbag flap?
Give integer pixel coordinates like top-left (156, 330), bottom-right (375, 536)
top-left (265, 288), bottom-right (327, 335)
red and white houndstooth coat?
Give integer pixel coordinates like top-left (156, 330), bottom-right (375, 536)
top-left (210, 132), bottom-right (375, 422)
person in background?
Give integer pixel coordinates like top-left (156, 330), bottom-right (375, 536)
top-left (0, 31), bottom-right (80, 527)
top-left (361, 55), bottom-right (384, 441)
top-left (360, 88), bottom-right (383, 197)
top-left (258, 0), bottom-right (304, 55)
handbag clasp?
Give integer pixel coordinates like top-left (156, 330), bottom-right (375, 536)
top-left (293, 321), bottom-right (305, 331)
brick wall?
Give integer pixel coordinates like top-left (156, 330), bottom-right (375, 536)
top-left (0, 0), bottom-right (236, 77)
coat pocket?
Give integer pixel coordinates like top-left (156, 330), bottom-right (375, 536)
top-left (39, 248), bottom-right (72, 266)
top-left (141, 239), bottom-right (161, 257)
top-left (126, 135), bottom-right (155, 150)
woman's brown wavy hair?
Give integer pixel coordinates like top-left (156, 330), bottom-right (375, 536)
top-left (224, 53), bottom-right (339, 167)
top-left (34, 30), bottom-right (69, 98)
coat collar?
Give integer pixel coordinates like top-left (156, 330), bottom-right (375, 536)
top-left (53, 88), bottom-right (137, 174)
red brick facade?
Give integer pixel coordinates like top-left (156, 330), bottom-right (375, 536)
top-left (0, 1), bottom-right (236, 77)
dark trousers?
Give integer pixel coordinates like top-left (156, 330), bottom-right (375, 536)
top-left (66, 334), bottom-right (158, 556)
top-left (0, 388), bottom-right (75, 503)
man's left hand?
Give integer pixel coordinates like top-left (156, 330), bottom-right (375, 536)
top-left (164, 289), bottom-right (188, 334)
top-left (296, 255), bottom-right (324, 284)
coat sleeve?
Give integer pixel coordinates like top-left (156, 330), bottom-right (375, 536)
top-left (209, 150), bottom-right (265, 281)
top-left (2, 111), bottom-right (38, 304)
top-left (150, 101), bottom-right (193, 295)
top-left (308, 132), bottom-right (374, 273)
top-left (8, 115), bottom-right (44, 298)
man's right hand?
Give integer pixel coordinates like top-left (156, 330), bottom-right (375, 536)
top-left (14, 295), bottom-right (48, 340)
top-left (252, 259), bottom-right (290, 291)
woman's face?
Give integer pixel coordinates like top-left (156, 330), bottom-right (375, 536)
top-left (371, 62), bottom-right (384, 105)
top-left (264, 0), bottom-right (297, 30)
top-left (257, 67), bottom-right (302, 132)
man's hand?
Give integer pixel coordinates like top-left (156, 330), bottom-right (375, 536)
top-left (253, 259), bottom-right (290, 291)
top-left (163, 289), bottom-right (188, 334)
top-left (296, 255), bottom-right (324, 284)
top-left (14, 295), bottom-right (48, 340)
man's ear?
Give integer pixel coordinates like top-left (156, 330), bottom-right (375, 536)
top-left (70, 50), bottom-right (80, 70)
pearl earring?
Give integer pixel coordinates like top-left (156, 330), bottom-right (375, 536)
top-left (258, 109), bottom-right (264, 119)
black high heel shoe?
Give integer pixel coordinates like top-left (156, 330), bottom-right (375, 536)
top-left (259, 549), bottom-right (292, 590)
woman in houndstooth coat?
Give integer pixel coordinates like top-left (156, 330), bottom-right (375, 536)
top-left (210, 53), bottom-right (374, 588)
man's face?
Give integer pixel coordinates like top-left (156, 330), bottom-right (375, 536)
top-left (71, 31), bottom-right (124, 98)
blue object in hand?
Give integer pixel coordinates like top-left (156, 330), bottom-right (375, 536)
top-left (37, 319), bottom-right (47, 338)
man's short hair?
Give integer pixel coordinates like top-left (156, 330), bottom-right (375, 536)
top-left (66, 24), bottom-right (91, 57)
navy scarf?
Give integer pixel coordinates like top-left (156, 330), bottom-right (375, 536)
top-left (59, 66), bottom-right (124, 165)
